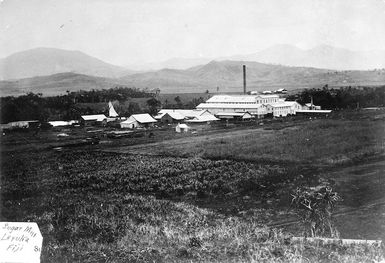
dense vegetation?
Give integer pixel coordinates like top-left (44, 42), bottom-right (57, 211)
top-left (287, 85), bottom-right (385, 109)
top-left (0, 88), bottom-right (207, 124)
top-left (162, 95), bottom-right (206, 109)
top-left (0, 87), bottom-right (154, 123)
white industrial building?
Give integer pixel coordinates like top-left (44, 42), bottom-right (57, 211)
top-left (266, 101), bottom-right (303, 117)
top-left (196, 94), bottom-right (279, 117)
top-left (196, 94), bottom-right (303, 118)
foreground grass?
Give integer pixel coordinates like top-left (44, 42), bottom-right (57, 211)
top-left (1, 148), bottom-right (384, 262)
top-left (155, 118), bottom-right (385, 165)
top-left (37, 195), bottom-right (385, 262)
top-left (3, 191), bottom-right (384, 262)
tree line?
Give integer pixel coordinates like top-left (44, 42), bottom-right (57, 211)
top-left (1, 87), bottom-right (154, 124)
top-left (0, 87), bottom-right (207, 124)
top-left (286, 85), bottom-right (385, 109)
top-left (2, 85), bottom-right (384, 124)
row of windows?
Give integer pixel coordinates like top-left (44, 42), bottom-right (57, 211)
top-left (273, 106), bottom-right (291, 110)
top-left (207, 99), bottom-right (278, 104)
top-left (219, 108), bottom-right (266, 112)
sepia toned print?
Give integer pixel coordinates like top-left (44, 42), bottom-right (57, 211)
top-left (1, 0), bottom-right (384, 262)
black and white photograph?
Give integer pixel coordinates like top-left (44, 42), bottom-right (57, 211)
top-left (1, 0), bottom-right (385, 262)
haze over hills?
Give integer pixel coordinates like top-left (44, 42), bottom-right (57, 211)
top-left (0, 47), bottom-right (134, 80)
top-left (129, 45), bottom-right (385, 71)
top-left (1, 46), bottom-right (385, 96)
top-left (0, 72), bottom-right (134, 97)
top-left (2, 60), bottom-right (384, 96)
top-left (126, 57), bottom-right (213, 71)
top-left (119, 60), bottom-right (385, 93)
top-left (228, 44), bottom-right (385, 70)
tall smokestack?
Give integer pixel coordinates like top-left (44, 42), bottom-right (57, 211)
top-left (243, 65), bottom-right (246, 94)
top-left (311, 95), bottom-right (314, 109)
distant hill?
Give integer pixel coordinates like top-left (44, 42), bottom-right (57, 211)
top-left (126, 57), bottom-right (213, 71)
top-left (226, 44), bottom-right (385, 70)
top-left (2, 60), bottom-right (385, 96)
top-left (0, 47), bottom-right (133, 80)
top-left (0, 72), bottom-right (135, 96)
top-left (124, 45), bottom-right (385, 71)
top-left (119, 60), bottom-right (385, 93)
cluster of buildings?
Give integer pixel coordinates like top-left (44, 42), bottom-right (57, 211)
top-left (77, 106), bottom-right (219, 130)
top-left (108, 93), bottom-right (328, 130)
top-left (1, 94), bottom-right (330, 133)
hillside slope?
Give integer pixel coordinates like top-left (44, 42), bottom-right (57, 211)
top-left (0, 47), bottom-right (132, 80)
top-left (0, 72), bottom-right (134, 96)
top-left (2, 60), bottom-right (385, 96)
top-left (229, 45), bottom-right (385, 70)
top-left (125, 45), bottom-right (385, 71)
top-left (120, 60), bottom-right (385, 93)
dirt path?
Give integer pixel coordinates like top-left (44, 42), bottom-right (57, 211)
top-left (100, 127), bottom-right (275, 155)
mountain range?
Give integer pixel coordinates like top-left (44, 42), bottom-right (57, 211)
top-left (0, 72), bottom-right (134, 97)
top-left (119, 60), bottom-right (385, 93)
top-left (127, 44), bottom-right (385, 71)
top-left (0, 47), bottom-right (133, 80)
top-left (1, 46), bottom-right (385, 96)
top-left (227, 44), bottom-right (385, 71)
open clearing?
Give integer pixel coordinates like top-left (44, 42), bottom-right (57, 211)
top-left (99, 115), bottom-right (385, 240)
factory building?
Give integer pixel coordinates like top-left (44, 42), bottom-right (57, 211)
top-left (196, 94), bottom-right (303, 118)
top-left (196, 94), bottom-right (280, 117)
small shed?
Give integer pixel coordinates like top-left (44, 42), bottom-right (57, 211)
top-left (80, 114), bottom-right (107, 126)
top-left (175, 123), bottom-right (190, 133)
top-left (120, 114), bottom-right (157, 129)
top-left (155, 112), bottom-right (185, 123)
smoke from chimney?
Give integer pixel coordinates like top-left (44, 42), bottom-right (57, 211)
top-left (243, 65), bottom-right (246, 94)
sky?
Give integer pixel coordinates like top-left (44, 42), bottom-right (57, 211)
top-left (1, 0), bottom-right (385, 66)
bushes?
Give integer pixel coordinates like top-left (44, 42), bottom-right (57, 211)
top-left (291, 186), bottom-right (342, 238)
top-left (0, 87), bottom-right (153, 124)
top-left (287, 86), bottom-right (385, 109)
top-left (29, 151), bottom-right (293, 199)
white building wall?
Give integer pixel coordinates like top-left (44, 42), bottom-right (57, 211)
top-left (272, 106), bottom-right (292, 117)
top-left (120, 116), bottom-right (139, 129)
top-left (197, 95), bottom-right (302, 118)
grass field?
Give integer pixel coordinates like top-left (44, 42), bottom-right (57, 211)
top-left (1, 110), bottom-right (385, 262)
top-left (146, 119), bottom-right (385, 165)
